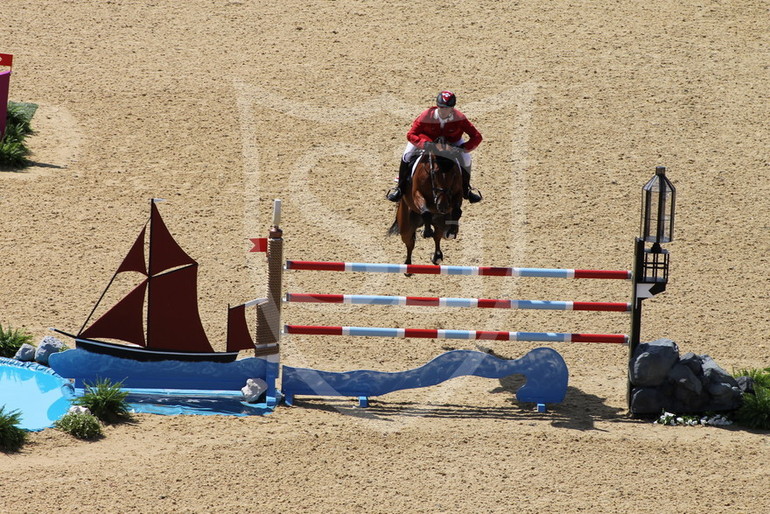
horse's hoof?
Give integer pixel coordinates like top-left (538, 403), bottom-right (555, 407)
top-left (423, 228), bottom-right (434, 238)
top-left (404, 272), bottom-right (413, 278)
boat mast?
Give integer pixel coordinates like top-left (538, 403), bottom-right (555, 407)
top-left (146, 198), bottom-right (157, 348)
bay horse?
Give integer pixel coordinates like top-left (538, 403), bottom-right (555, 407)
top-left (388, 143), bottom-right (464, 271)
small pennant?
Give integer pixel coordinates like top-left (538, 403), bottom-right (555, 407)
top-left (249, 238), bottom-right (268, 252)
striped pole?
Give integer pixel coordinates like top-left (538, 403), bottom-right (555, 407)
top-left (285, 260), bottom-right (631, 280)
top-left (284, 325), bottom-right (628, 344)
top-left (285, 293), bottom-right (631, 312)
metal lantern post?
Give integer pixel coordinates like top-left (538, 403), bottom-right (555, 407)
top-left (629, 166), bottom-right (676, 408)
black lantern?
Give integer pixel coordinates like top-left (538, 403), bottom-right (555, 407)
top-left (640, 166), bottom-right (676, 245)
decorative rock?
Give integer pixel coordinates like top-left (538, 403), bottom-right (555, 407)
top-left (678, 352), bottom-right (703, 376)
top-left (241, 378), bottom-right (268, 403)
top-left (68, 405), bottom-right (91, 416)
top-left (34, 336), bottom-right (66, 366)
top-left (13, 343), bottom-right (36, 362)
top-left (669, 363), bottom-right (705, 410)
top-left (736, 375), bottom-right (754, 395)
top-left (630, 338), bottom-right (679, 387)
top-left (630, 338), bottom-right (745, 416)
top-left (629, 387), bottom-right (665, 415)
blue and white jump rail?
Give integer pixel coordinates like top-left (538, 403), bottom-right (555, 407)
top-left (285, 292), bottom-right (631, 312)
top-left (285, 260), bottom-right (632, 280)
top-left (284, 324), bottom-right (628, 344)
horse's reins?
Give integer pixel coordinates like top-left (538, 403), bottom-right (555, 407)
top-left (427, 150), bottom-right (456, 212)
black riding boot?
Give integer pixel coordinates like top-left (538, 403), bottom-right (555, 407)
top-left (387, 159), bottom-right (412, 202)
top-left (461, 167), bottom-right (482, 203)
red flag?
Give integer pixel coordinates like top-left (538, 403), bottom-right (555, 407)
top-left (249, 238), bottom-right (268, 252)
top-left (0, 54), bottom-right (12, 68)
top-left (0, 71), bottom-right (10, 139)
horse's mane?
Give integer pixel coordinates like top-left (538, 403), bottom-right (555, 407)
top-left (420, 150), bottom-right (460, 174)
top-left (434, 154), bottom-right (459, 173)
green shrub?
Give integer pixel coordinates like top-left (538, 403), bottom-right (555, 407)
top-left (734, 367), bottom-right (770, 390)
top-left (0, 406), bottom-right (27, 452)
top-left (0, 322), bottom-right (33, 358)
top-left (74, 379), bottom-right (131, 424)
top-left (733, 368), bottom-right (770, 430)
top-left (1, 101), bottom-right (37, 168)
top-left (54, 412), bottom-right (103, 440)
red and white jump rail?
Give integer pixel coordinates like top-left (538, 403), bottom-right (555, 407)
top-left (285, 260), bottom-right (632, 280)
top-left (285, 293), bottom-right (631, 313)
top-left (284, 325), bottom-right (628, 344)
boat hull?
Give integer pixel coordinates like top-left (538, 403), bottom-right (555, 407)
top-left (49, 348), bottom-right (276, 392)
top-left (51, 331), bottom-right (239, 363)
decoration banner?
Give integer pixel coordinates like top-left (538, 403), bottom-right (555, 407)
top-left (0, 54), bottom-right (12, 67)
top-left (0, 71), bottom-right (11, 139)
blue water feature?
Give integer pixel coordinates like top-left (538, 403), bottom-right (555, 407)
top-left (121, 389), bottom-right (274, 417)
top-left (0, 358), bottom-right (74, 431)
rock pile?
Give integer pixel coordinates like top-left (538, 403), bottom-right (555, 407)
top-left (13, 335), bottom-right (66, 366)
top-left (629, 338), bottom-right (750, 416)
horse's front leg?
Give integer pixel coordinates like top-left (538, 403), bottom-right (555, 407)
top-left (444, 205), bottom-right (462, 239)
top-left (398, 204), bottom-right (417, 276)
top-left (411, 191), bottom-right (434, 239)
top-left (421, 211), bottom-right (434, 238)
top-left (432, 223), bottom-right (444, 265)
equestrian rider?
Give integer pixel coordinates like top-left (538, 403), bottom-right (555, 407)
top-left (387, 90), bottom-right (483, 203)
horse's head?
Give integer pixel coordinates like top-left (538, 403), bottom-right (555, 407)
top-left (424, 152), bottom-right (462, 215)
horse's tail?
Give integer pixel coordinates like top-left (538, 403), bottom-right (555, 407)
top-left (387, 219), bottom-right (399, 236)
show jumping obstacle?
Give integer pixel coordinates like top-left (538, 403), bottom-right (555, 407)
top-left (251, 202), bottom-right (635, 411)
top-left (254, 167), bottom-right (673, 412)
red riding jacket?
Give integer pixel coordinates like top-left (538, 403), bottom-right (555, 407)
top-left (406, 107), bottom-right (483, 151)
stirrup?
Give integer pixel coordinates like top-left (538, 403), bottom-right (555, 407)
top-left (387, 187), bottom-right (403, 202)
top-left (467, 188), bottom-right (482, 203)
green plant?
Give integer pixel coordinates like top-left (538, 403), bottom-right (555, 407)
top-left (734, 385), bottom-right (770, 431)
top-left (74, 379), bottom-right (131, 424)
top-left (0, 322), bottom-right (33, 358)
top-left (54, 412), bottom-right (103, 440)
top-left (0, 406), bottom-right (27, 452)
top-left (733, 367), bottom-right (770, 390)
top-left (1, 101), bottom-right (37, 168)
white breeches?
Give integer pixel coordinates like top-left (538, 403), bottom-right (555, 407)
top-left (402, 140), bottom-right (472, 169)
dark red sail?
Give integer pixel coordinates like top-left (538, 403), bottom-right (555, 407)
top-left (146, 264), bottom-right (213, 353)
top-left (79, 281), bottom-right (148, 347)
top-left (149, 202), bottom-right (196, 276)
top-left (116, 226), bottom-right (148, 275)
top-left (226, 304), bottom-right (255, 352)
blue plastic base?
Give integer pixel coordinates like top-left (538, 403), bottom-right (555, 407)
top-left (282, 348), bottom-right (568, 407)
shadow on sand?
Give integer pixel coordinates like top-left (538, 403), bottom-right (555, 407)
top-left (285, 372), bottom-right (634, 431)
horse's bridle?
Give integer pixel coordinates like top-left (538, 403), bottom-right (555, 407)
top-left (426, 151), bottom-right (456, 214)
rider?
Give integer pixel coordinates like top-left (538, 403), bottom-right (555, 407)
top-left (387, 90), bottom-right (483, 203)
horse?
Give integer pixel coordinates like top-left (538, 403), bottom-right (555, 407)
top-left (388, 143), bottom-right (464, 272)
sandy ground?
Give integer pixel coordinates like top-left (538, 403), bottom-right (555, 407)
top-left (1, 0), bottom-right (769, 512)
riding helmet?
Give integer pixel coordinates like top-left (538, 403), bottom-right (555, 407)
top-left (436, 90), bottom-right (456, 107)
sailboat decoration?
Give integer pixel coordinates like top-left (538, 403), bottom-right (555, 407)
top-left (54, 200), bottom-right (255, 363)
